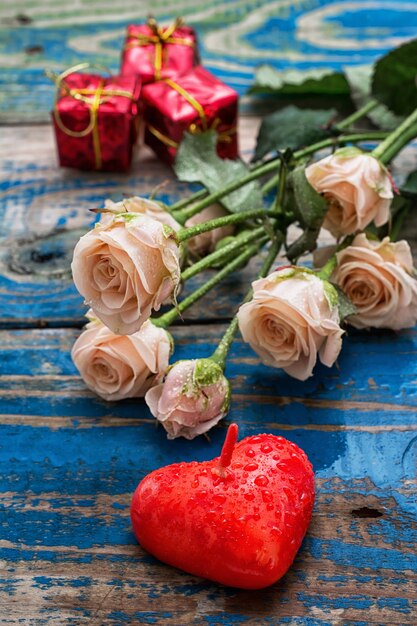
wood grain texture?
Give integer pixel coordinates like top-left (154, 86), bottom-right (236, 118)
top-left (0, 326), bottom-right (416, 624)
top-left (1, 0), bottom-right (417, 122)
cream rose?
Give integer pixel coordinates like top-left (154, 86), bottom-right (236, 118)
top-left (332, 233), bottom-right (417, 330)
top-left (185, 203), bottom-right (235, 257)
top-left (72, 315), bottom-right (172, 401)
top-left (237, 268), bottom-right (344, 381)
top-left (145, 359), bottom-right (230, 439)
top-left (102, 196), bottom-right (181, 232)
top-left (305, 148), bottom-right (393, 238)
top-left (72, 213), bottom-right (181, 335)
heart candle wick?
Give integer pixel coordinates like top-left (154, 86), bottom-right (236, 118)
top-left (218, 423), bottom-right (239, 472)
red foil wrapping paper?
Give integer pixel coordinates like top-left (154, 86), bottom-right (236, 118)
top-left (121, 20), bottom-right (198, 84)
top-left (51, 72), bottom-right (140, 172)
top-left (141, 66), bottom-right (239, 165)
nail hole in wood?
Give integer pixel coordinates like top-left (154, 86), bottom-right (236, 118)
top-left (16, 14), bottom-right (32, 24)
top-left (351, 506), bottom-right (384, 519)
top-left (25, 45), bottom-right (44, 55)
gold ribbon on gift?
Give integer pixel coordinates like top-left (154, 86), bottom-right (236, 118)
top-left (146, 77), bottom-right (237, 149)
top-left (46, 63), bottom-right (137, 170)
top-left (124, 17), bottom-right (195, 80)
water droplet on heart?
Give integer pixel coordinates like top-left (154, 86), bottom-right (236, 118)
top-left (261, 489), bottom-right (272, 503)
top-left (250, 436), bottom-right (262, 444)
top-left (266, 502), bottom-right (274, 511)
top-left (261, 443), bottom-right (272, 453)
top-left (200, 468), bottom-right (208, 476)
top-left (191, 478), bottom-right (199, 488)
top-left (213, 493), bottom-right (226, 505)
top-left (276, 460), bottom-right (290, 470)
top-left (244, 462), bottom-right (259, 472)
top-left (254, 474), bottom-right (269, 487)
top-left (245, 448), bottom-right (255, 458)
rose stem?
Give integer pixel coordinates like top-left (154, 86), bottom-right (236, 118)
top-left (210, 235), bottom-right (283, 370)
top-left (181, 226), bottom-right (265, 281)
top-left (169, 188), bottom-right (207, 212)
top-left (316, 254), bottom-right (338, 280)
top-left (261, 131), bottom-right (389, 195)
top-left (176, 208), bottom-right (280, 243)
top-left (219, 423), bottom-right (239, 470)
top-left (172, 161), bottom-right (283, 224)
top-left (335, 100), bottom-right (380, 131)
top-left (153, 239), bottom-right (268, 329)
top-left (372, 107), bottom-right (417, 164)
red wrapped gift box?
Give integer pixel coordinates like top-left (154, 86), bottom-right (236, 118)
top-left (121, 18), bottom-right (198, 84)
top-left (141, 66), bottom-right (239, 165)
top-left (51, 70), bottom-right (140, 171)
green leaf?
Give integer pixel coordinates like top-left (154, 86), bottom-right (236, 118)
top-left (372, 38), bottom-right (417, 116)
top-left (174, 131), bottom-right (263, 214)
top-left (254, 106), bottom-right (337, 161)
top-left (285, 167), bottom-right (328, 261)
top-left (249, 65), bottom-right (350, 96)
top-left (334, 285), bottom-right (357, 322)
top-left (288, 167), bottom-right (328, 228)
top-left (344, 65), bottom-right (403, 131)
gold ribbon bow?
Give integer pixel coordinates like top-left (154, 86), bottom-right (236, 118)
top-left (124, 17), bottom-right (195, 80)
top-left (46, 63), bottom-right (137, 170)
top-left (147, 77), bottom-right (237, 150)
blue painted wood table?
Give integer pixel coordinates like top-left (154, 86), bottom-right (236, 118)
top-left (1, 2), bottom-right (417, 624)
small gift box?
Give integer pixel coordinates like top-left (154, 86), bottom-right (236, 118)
top-left (141, 66), bottom-right (239, 165)
top-left (121, 18), bottom-right (198, 84)
top-left (49, 65), bottom-right (140, 171)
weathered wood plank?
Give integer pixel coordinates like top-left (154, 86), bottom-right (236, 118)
top-left (1, 483), bottom-right (416, 624)
top-left (0, 326), bottom-right (416, 499)
top-left (1, 0), bottom-right (416, 122)
top-left (0, 323), bottom-right (416, 624)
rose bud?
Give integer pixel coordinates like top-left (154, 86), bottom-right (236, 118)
top-left (185, 203), bottom-right (235, 257)
top-left (305, 148), bottom-right (393, 238)
top-left (145, 358), bottom-right (230, 440)
top-left (102, 196), bottom-right (181, 233)
top-left (237, 268), bottom-right (344, 381)
top-left (331, 233), bottom-right (417, 330)
top-left (72, 213), bottom-right (181, 335)
top-left (71, 314), bottom-right (172, 401)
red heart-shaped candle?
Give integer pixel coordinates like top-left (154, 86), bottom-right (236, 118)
top-left (131, 424), bottom-right (314, 589)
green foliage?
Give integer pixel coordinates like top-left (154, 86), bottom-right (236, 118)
top-left (249, 66), bottom-right (350, 96)
top-left (174, 131), bottom-right (263, 213)
top-left (372, 38), bottom-right (417, 115)
top-left (285, 167), bottom-right (328, 261)
top-left (344, 65), bottom-right (403, 130)
top-left (334, 286), bottom-right (357, 322)
top-left (254, 106), bottom-right (337, 161)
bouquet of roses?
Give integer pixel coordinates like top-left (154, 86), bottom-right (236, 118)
top-left (70, 38), bottom-right (417, 440)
